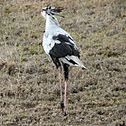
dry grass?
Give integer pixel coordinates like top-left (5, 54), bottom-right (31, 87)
top-left (0, 0), bottom-right (126, 125)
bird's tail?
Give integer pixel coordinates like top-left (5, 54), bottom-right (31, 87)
top-left (64, 55), bottom-right (88, 70)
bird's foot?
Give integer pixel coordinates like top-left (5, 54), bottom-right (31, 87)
top-left (63, 111), bottom-right (67, 116)
top-left (60, 101), bottom-right (64, 111)
top-left (60, 101), bottom-right (67, 116)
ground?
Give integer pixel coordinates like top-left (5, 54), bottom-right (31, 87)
top-left (0, 0), bottom-right (126, 125)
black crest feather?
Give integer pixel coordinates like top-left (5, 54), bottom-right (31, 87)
top-left (50, 7), bottom-right (63, 13)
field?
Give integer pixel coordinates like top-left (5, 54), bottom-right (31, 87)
top-left (0, 0), bottom-right (126, 125)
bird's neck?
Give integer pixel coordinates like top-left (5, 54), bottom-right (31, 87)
top-left (45, 15), bottom-right (59, 31)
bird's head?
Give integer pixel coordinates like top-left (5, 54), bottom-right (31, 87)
top-left (41, 6), bottom-right (64, 19)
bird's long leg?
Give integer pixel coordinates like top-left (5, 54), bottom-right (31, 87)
top-left (64, 79), bottom-right (67, 116)
top-left (62, 63), bottom-right (69, 116)
top-left (59, 69), bottom-right (64, 111)
top-left (59, 69), bottom-right (62, 101)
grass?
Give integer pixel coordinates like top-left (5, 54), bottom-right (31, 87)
top-left (0, 0), bottom-right (126, 125)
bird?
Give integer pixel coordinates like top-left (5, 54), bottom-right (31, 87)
top-left (41, 6), bottom-right (88, 116)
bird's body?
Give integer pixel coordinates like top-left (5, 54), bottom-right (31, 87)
top-left (42, 10), bottom-right (87, 69)
top-left (41, 7), bottom-right (87, 115)
top-left (43, 26), bottom-right (71, 55)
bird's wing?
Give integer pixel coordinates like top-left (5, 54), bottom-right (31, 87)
top-left (49, 34), bottom-right (80, 58)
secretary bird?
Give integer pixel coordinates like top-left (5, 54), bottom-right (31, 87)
top-left (41, 6), bottom-right (88, 116)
